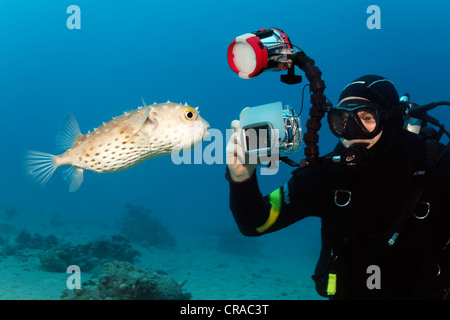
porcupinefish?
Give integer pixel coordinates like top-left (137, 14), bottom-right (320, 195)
top-left (24, 101), bottom-right (210, 192)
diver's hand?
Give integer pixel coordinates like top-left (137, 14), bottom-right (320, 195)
top-left (226, 120), bottom-right (260, 182)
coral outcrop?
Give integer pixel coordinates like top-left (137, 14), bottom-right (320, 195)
top-left (15, 230), bottom-right (58, 250)
top-left (200, 227), bottom-right (263, 256)
top-left (0, 229), bottom-right (58, 257)
top-left (38, 235), bottom-right (141, 273)
top-left (121, 203), bottom-right (176, 248)
top-left (61, 261), bottom-right (191, 300)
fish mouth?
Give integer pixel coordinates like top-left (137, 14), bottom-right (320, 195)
top-left (202, 121), bottom-right (210, 140)
top-left (203, 128), bottom-right (210, 139)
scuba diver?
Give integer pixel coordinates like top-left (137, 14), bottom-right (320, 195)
top-left (226, 75), bottom-right (450, 299)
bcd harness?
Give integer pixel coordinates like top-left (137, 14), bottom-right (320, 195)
top-left (319, 133), bottom-right (450, 299)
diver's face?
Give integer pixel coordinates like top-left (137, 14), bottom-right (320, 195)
top-left (336, 96), bottom-right (383, 149)
top-left (340, 130), bottom-right (383, 149)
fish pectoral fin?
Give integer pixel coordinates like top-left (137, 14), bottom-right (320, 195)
top-left (55, 114), bottom-right (82, 153)
top-left (62, 166), bottom-right (84, 192)
top-left (127, 106), bottom-right (155, 135)
top-left (140, 110), bottom-right (158, 136)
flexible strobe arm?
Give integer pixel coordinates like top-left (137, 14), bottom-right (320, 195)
top-left (289, 51), bottom-right (329, 167)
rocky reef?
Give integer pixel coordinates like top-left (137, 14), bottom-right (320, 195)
top-left (38, 234), bottom-right (141, 273)
top-left (61, 261), bottom-right (191, 300)
top-left (120, 203), bottom-right (176, 248)
top-left (0, 229), bottom-right (58, 257)
top-left (15, 230), bottom-right (58, 250)
top-left (199, 227), bottom-right (264, 256)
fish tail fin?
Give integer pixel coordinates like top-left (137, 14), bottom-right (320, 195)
top-left (55, 114), bottom-right (82, 153)
top-left (23, 150), bottom-right (57, 188)
top-left (62, 166), bottom-right (84, 192)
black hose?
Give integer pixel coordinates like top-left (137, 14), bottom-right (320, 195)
top-left (407, 101), bottom-right (450, 117)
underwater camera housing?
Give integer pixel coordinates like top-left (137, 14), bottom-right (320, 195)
top-left (227, 28), bottom-right (300, 79)
top-left (239, 102), bottom-right (302, 157)
top-left (228, 27), bottom-right (329, 167)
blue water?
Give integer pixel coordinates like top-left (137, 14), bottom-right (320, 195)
top-left (0, 0), bottom-right (449, 299)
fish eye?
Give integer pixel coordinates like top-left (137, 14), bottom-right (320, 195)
top-left (183, 108), bottom-right (196, 121)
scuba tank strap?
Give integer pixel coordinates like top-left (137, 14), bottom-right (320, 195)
top-left (384, 136), bottom-right (440, 246)
top-left (384, 175), bottom-right (427, 246)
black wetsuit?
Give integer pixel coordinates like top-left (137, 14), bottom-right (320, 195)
top-left (227, 129), bottom-right (450, 299)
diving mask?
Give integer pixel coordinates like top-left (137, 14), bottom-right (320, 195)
top-left (327, 99), bottom-right (385, 140)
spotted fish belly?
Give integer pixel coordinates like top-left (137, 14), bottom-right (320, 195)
top-left (65, 136), bottom-right (148, 173)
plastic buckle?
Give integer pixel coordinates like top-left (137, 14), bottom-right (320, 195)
top-left (334, 190), bottom-right (352, 207)
top-left (413, 201), bottom-right (430, 220)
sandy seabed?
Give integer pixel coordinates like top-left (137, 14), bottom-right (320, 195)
top-left (0, 210), bottom-right (323, 301)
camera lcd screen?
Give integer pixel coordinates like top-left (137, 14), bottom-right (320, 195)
top-left (243, 123), bottom-right (271, 155)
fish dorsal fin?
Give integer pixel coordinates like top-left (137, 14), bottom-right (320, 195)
top-left (55, 114), bottom-right (82, 153)
top-left (141, 97), bottom-right (147, 107)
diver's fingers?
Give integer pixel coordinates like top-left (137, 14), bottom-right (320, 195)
top-left (226, 133), bottom-right (245, 165)
top-left (227, 128), bottom-right (242, 148)
top-left (227, 141), bottom-right (243, 161)
top-left (235, 144), bottom-right (246, 165)
top-left (233, 131), bottom-right (242, 146)
top-left (231, 119), bottom-right (240, 133)
top-left (232, 131), bottom-right (247, 163)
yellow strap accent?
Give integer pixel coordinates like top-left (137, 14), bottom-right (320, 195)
top-left (256, 188), bottom-right (282, 233)
top-left (327, 273), bottom-right (337, 296)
